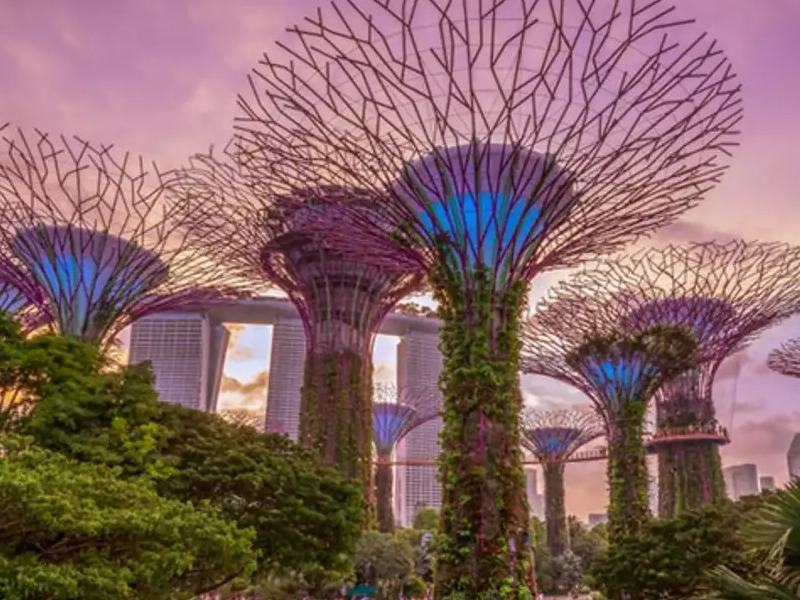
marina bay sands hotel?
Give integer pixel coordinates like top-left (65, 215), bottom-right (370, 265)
top-left (128, 296), bottom-right (444, 527)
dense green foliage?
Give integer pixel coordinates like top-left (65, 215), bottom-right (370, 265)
top-left (376, 462), bottom-right (395, 532)
top-left (532, 516), bottom-right (606, 595)
top-left (708, 486), bottom-right (800, 600)
top-left (354, 531), bottom-right (415, 596)
top-left (658, 439), bottom-right (725, 517)
top-left (413, 507), bottom-right (441, 532)
top-left (300, 349), bottom-right (373, 498)
top-left (0, 440), bottom-right (255, 600)
top-left (589, 498), bottom-right (764, 600)
top-left (543, 462), bottom-right (568, 556)
top-left (568, 325), bottom-right (697, 544)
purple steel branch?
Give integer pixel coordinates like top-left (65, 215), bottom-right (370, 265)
top-left (520, 409), bottom-right (603, 462)
top-left (768, 338), bottom-right (800, 379)
top-left (0, 128), bottom-right (247, 346)
top-left (236, 0), bottom-right (741, 287)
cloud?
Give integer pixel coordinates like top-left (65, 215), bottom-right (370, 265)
top-left (225, 323), bottom-right (258, 361)
top-left (650, 219), bottom-right (738, 245)
top-left (218, 370), bottom-right (269, 412)
top-left (721, 412), bottom-right (800, 486)
top-left (374, 362), bottom-right (396, 384)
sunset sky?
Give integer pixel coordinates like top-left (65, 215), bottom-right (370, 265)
top-left (2, 0), bottom-right (800, 518)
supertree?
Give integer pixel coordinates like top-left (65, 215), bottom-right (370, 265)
top-left (768, 338), bottom-right (800, 379)
top-left (0, 128), bottom-right (244, 348)
top-left (564, 242), bottom-right (800, 517)
top-left (521, 287), bottom-right (697, 545)
top-left (372, 383), bottom-right (439, 533)
top-left (169, 154), bottom-right (425, 497)
top-left (235, 1), bottom-right (741, 596)
top-left (520, 409), bottom-right (603, 556)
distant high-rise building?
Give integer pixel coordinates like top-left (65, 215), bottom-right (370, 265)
top-left (265, 316), bottom-right (306, 438)
top-left (525, 468), bottom-right (544, 520)
top-left (723, 464), bottom-right (760, 500)
top-left (760, 476), bottom-right (776, 492)
top-left (129, 312), bottom-right (228, 412)
top-left (788, 434), bottom-right (800, 480)
top-left (588, 513), bottom-right (608, 527)
top-left (395, 330), bottom-right (443, 527)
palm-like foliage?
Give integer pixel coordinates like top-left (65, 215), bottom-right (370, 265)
top-left (709, 482), bottom-right (800, 599)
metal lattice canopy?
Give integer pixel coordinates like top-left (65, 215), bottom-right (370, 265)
top-left (372, 383), bottom-right (440, 457)
top-left (521, 408), bottom-right (603, 461)
top-left (236, 0), bottom-right (741, 291)
top-left (0, 128), bottom-right (249, 346)
top-left (169, 151), bottom-right (425, 353)
top-left (768, 338), bottom-right (800, 379)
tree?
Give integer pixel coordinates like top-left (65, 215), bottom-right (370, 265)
top-left (568, 517), bottom-right (607, 576)
top-left (0, 440), bottom-right (255, 600)
top-left (353, 531), bottom-right (415, 600)
top-left (413, 507), bottom-right (440, 532)
top-left (589, 499), bottom-right (763, 600)
top-left (708, 484), bottom-right (800, 600)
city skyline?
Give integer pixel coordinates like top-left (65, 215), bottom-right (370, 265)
top-left (3, 0), bottom-right (800, 518)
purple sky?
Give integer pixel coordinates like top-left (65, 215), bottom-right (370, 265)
top-left (2, 0), bottom-right (800, 518)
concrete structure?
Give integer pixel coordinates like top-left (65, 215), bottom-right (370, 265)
top-left (723, 464), bottom-right (760, 500)
top-left (588, 513), bottom-right (608, 527)
top-left (788, 433), bottom-right (800, 480)
top-left (129, 296), bottom-right (443, 526)
top-left (760, 476), bottom-right (776, 492)
top-left (525, 468), bottom-right (544, 520)
top-left (394, 330), bottom-right (444, 527)
top-left (129, 312), bottom-right (229, 411)
top-left (648, 475), bottom-right (658, 515)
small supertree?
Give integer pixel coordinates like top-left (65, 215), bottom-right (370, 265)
top-left (236, 1), bottom-right (741, 596)
top-left (521, 289), bottom-right (697, 545)
top-left (169, 154), bottom-right (424, 495)
top-left (521, 409), bottom-right (603, 556)
top-left (0, 128), bottom-right (244, 347)
top-left (372, 383), bottom-right (439, 533)
top-left (768, 338), bottom-right (800, 378)
top-left (567, 242), bottom-right (800, 516)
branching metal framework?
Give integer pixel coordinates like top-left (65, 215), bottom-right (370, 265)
top-left (169, 152), bottom-right (424, 493)
top-left (768, 338), bottom-right (800, 379)
top-left (0, 128), bottom-right (245, 347)
top-left (236, 1), bottom-right (741, 596)
top-left (560, 242), bottom-right (800, 516)
top-left (521, 287), bottom-right (697, 544)
top-left (372, 383), bottom-right (439, 533)
top-left (521, 409), bottom-right (602, 556)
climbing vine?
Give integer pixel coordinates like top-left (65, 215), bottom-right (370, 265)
top-left (375, 458), bottom-right (394, 533)
top-left (300, 349), bottom-right (373, 506)
top-left (431, 265), bottom-right (534, 600)
top-left (542, 462), bottom-right (568, 557)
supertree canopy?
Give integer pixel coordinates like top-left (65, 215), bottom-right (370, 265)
top-left (768, 338), bottom-right (800, 379)
top-left (372, 383), bottom-right (439, 533)
top-left (0, 128), bottom-right (243, 347)
top-left (521, 287), bottom-right (697, 545)
top-left (521, 409), bottom-right (602, 556)
top-left (236, 1), bottom-right (740, 596)
top-left (564, 242), bottom-right (800, 517)
top-left (169, 153), bottom-right (424, 496)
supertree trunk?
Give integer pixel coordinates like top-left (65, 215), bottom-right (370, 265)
top-left (434, 269), bottom-right (533, 600)
top-left (542, 462), bottom-right (568, 557)
top-left (658, 442), bottom-right (724, 516)
top-left (300, 348), bottom-right (373, 495)
top-left (375, 458), bottom-right (395, 533)
top-left (607, 401), bottom-right (650, 545)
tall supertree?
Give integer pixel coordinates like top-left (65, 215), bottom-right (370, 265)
top-left (565, 242), bottom-right (800, 517)
top-left (520, 409), bottom-right (603, 556)
top-left (372, 383), bottom-right (439, 533)
top-left (768, 338), bottom-right (800, 379)
top-left (170, 154), bottom-right (424, 496)
top-left (0, 128), bottom-right (244, 347)
top-left (236, 1), bottom-right (741, 596)
top-left (521, 288), bottom-right (697, 545)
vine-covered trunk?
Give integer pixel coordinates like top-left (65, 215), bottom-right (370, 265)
top-left (657, 442), bottom-right (724, 517)
top-left (606, 400), bottom-right (650, 545)
top-left (433, 270), bottom-right (534, 600)
top-left (543, 462), bottom-right (568, 557)
top-left (375, 459), bottom-right (395, 533)
top-left (299, 348), bottom-right (373, 499)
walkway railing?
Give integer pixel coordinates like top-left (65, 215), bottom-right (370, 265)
top-left (645, 423), bottom-right (730, 447)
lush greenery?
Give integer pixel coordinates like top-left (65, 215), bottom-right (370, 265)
top-left (589, 497), bottom-right (765, 600)
top-left (0, 439), bottom-right (255, 600)
top-left (533, 516), bottom-right (606, 595)
top-left (708, 485), bottom-right (800, 600)
top-left (657, 439), bottom-right (725, 517)
top-left (568, 325), bottom-right (697, 544)
top-left (376, 461), bottom-right (395, 532)
top-left (300, 349), bottom-right (373, 498)
top-left (542, 462), bottom-right (569, 556)
top-left (0, 313), bottom-right (365, 598)
top-left (433, 266), bottom-right (533, 600)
